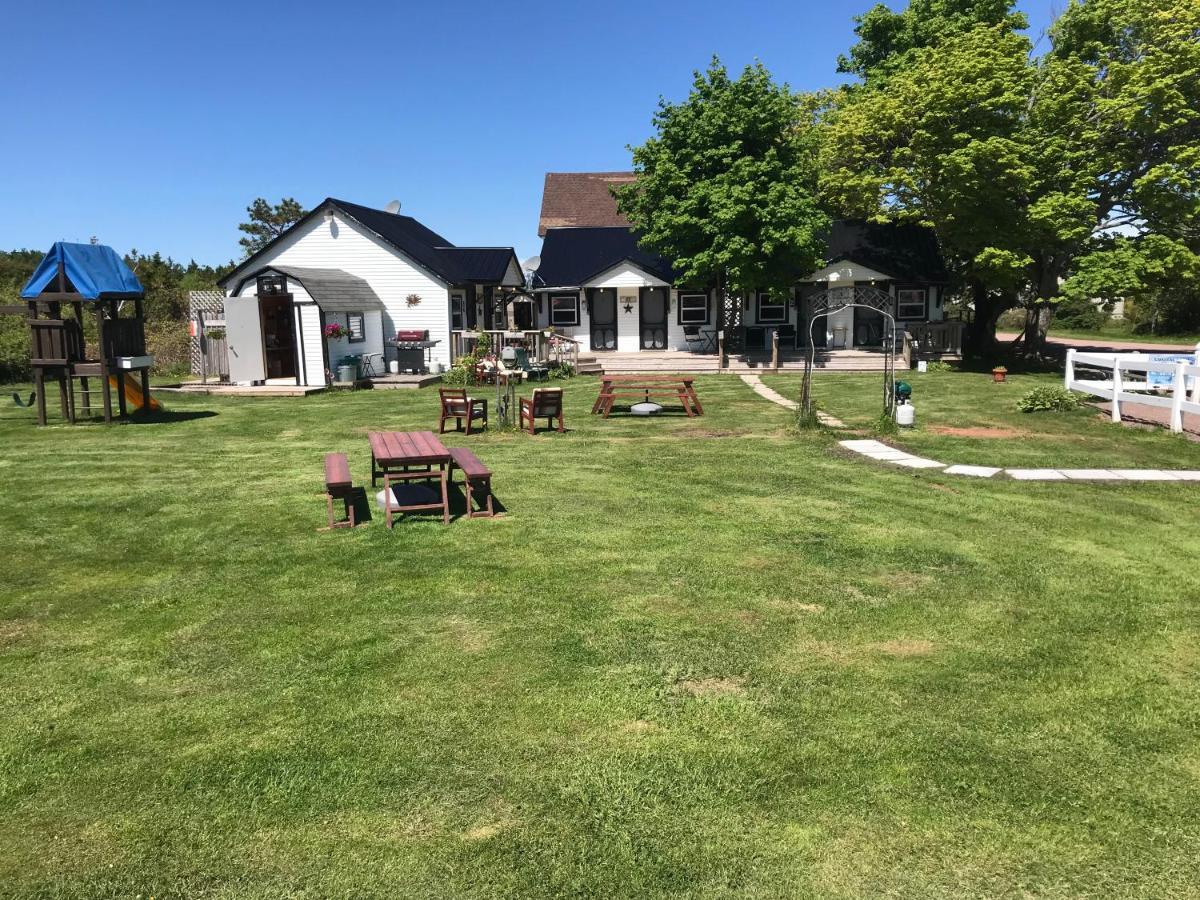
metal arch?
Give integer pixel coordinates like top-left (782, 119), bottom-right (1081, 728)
top-left (800, 285), bottom-right (898, 419)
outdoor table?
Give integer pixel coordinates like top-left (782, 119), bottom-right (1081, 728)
top-left (592, 375), bottom-right (703, 418)
top-left (368, 430), bottom-right (452, 526)
top-left (700, 329), bottom-right (719, 353)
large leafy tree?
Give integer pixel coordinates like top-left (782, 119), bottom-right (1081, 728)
top-left (614, 58), bottom-right (829, 303)
top-left (238, 197), bottom-right (307, 257)
top-left (838, 0), bottom-right (1027, 84)
top-left (823, 0), bottom-right (1200, 351)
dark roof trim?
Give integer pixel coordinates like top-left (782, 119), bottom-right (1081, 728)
top-left (230, 265), bottom-right (385, 312)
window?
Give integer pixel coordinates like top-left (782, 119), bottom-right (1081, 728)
top-left (756, 292), bottom-right (788, 324)
top-left (550, 294), bottom-right (580, 327)
top-left (677, 292), bottom-right (710, 325)
top-left (346, 312), bottom-right (365, 342)
top-left (450, 292), bottom-right (465, 331)
top-left (896, 288), bottom-right (927, 320)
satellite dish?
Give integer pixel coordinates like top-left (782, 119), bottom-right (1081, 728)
top-left (522, 255), bottom-right (541, 273)
top-left (384, 200), bottom-right (402, 214)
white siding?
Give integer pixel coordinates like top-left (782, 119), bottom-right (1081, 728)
top-left (616, 289), bottom-right (640, 351)
top-left (585, 261), bottom-right (671, 290)
top-left (297, 303), bottom-right (325, 385)
top-left (224, 211), bottom-right (454, 369)
top-left (321, 308), bottom-right (385, 376)
top-left (807, 260), bottom-right (892, 284)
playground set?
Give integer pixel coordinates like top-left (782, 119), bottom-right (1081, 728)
top-left (10, 242), bottom-right (159, 425)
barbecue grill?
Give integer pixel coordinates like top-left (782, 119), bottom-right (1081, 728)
top-left (388, 330), bottom-right (440, 374)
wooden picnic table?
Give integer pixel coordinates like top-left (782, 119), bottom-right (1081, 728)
top-left (368, 430), bottom-right (452, 526)
top-left (592, 375), bottom-right (704, 418)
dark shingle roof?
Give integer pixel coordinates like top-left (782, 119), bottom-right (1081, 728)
top-left (823, 220), bottom-right (948, 283)
top-left (220, 198), bottom-right (521, 288)
top-left (538, 172), bottom-right (636, 236)
top-left (533, 227), bottom-right (675, 289)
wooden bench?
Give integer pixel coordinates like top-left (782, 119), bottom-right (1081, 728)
top-left (323, 452), bottom-right (356, 529)
top-left (449, 447), bottom-right (496, 518)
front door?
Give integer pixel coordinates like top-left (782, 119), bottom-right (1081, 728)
top-left (259, 295), bottom-right (297, 380)
top-left (639, 287), bottom-right (668, 349)
top-left (853, 306), bottom-right (885, 347)
top-left (589, 288), bottom-right (617, 351)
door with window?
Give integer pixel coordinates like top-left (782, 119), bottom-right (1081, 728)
top-left (639, 287), bottom-right (668, 349)
top-left (588, 289), bottom-right (616, 351)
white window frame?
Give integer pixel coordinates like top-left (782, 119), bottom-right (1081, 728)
top-left (896, 288), bottom-right (928, 321)
top-left (678, 292), bottom-right (709, 325)
top-left (550, 293), bottom-right (580, 327)
top-left (346, 312), bottom-right (365, 343)
top-left (756, 291), bottom-right (788, 324)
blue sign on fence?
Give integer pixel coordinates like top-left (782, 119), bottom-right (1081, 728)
top-left (1147, 354), bottom-right (1197, 388)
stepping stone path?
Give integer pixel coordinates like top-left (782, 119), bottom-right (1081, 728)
top-left (839, 439), bottom-right (1200, 482)
top-left (740, 374), bottom-right (845, 427)
top-left (738, 376), bottom-right (1200, 483)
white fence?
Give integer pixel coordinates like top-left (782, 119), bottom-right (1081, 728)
top-left (1066, 347), bottom-right (1200, 434)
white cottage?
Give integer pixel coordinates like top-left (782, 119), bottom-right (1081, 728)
top-left (527, 172), bottom-right (954, 357)
top-left (218, 198), bottom-right (522, 385)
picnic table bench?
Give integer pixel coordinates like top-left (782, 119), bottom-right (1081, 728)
top-left (368, 430), bottom-right (452, 526)
top-left (323, 452), bottom-right (356, 529)
top-left (449, 446), bottom-right (496, 518)
top-left (592, 375), bottom-right (703, 418)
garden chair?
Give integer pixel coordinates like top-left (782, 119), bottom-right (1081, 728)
top-left (774, 324), bottom-right (796, 350)
top-left (519, 387), bottom-right (565, 435)
top-left (683, 326), bottom-right (706, 353)
top-left (439, 388), bottom-right (488, 434)
top-left (514, 347), bottom-right (550, 381)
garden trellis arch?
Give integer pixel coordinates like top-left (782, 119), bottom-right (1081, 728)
top-left (800, 284), bottom-right (898, 418)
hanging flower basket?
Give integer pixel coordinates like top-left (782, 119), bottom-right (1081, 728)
top-left (324, 323), bottom-right (349, 339)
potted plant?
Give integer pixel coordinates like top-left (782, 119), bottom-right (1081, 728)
top-left (992, 365), bottom-right (1008, 383)
top-left (324, 322), bottom-right (349, 339)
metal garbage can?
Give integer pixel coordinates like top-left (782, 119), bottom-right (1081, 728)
top-left (336, 364), bottom-right (357, 383)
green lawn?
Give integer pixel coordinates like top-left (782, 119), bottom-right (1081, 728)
top-left (2, 374), bottom-right (1199, 898)
top-left (1047, 323), bottom-right (1199, 346)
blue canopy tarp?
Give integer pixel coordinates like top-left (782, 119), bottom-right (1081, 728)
top-left (21, 242), bottom-right (143, 300)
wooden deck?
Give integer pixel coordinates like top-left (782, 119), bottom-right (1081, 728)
top-left (577, 349), bottom-right (894, 374)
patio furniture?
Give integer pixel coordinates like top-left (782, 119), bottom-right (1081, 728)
top-left (520, 387), bottom-right (565, 434)
top-left (360, 351), bottom-right (385, 378)
top-left (683, 326), bottom-right (707, 353)
top-left (323, 452), bottom-right (357, 529)
top-left (592, 375), bottom-right (702, 418)
top-left (774, 324), bottom-right (796, 349)
top-left (439, 388), bottom-right (488, 434)
top-left (745, 326), bottom-right (766, 351)
top-left (514, 347), bottom-right (550, 381)
top-left (449, 447), bottom-right (496, 518)
top-left (368, 430), bottom-right (452, 526)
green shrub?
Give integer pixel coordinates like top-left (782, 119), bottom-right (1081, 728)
top-left (1053, 296), bottom-right (1108, 331)
top-left (0, 315), bottom-right (31, 383)
top-left (874, 411), bottom-right (899, 434)
top-left (924, 360), bottom-right (954, 373)
top-left (145, 320), bottom-right (190, 376)
top-left (1017, 385), bottom-right (1081, 413)
top-left (549, 363), bottom-right (575, 379)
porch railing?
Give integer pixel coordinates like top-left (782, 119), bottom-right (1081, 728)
top-left (452, 330), bottom-right (563, 364)
top-left (902, 321), bottom-right (964, 368)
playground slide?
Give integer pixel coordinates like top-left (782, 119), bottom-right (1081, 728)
top-left (108, 374), bottom-right (162, 412)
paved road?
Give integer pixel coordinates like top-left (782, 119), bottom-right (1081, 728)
top-left (997, 332), bottom-right (1199, 353)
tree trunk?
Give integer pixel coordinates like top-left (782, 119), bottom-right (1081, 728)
top-left (965, 281), bottom-right (1008, 356)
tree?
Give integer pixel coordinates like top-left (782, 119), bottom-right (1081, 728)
top-left (838, 0), bottom-right (1027, 84)
top-left (237, 197), bottom-right (307, 257)
top-left (614, 58), bottom-right (830, 306)
top-left (822, 0), bottom-right (1200, 352)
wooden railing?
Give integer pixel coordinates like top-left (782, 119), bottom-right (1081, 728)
top-left (29, 319), bottom-right (85, 365)
top-left (102, 318), bottom-right (147, 359)
top-left (452, 330), bottom-right (560, 363)
top-left (902, 321), bottom-right (965, 368)
top-left (547, 334), bottom-right (580, 371)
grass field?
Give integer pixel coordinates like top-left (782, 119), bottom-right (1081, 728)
top-left (2, 372), bottom-right (1199, 898)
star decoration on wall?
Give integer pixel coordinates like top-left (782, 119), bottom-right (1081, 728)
top-left (623, 301), bottom-right (634, 313)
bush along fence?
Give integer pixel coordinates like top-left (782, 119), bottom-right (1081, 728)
top-left (1066, 347), bottom-right (1200, 434)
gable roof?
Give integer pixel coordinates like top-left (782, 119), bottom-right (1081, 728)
top-left (822, 220), bottom-right (948, 283)
top-left (219, 198), bottom-right (522, 289)
top-left (22, 242), bottom-right (143, 300)
top-left (231, 266), bottom-right (384, 312)
top-left (533, 226), bottom-right (675, 289)
top-left (538, 172), bottom-right (636, 236)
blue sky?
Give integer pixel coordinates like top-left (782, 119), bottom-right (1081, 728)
top-left (0, 0), bottom-right (1057, 266)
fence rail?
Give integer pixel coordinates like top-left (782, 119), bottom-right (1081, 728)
top-left (1066, 348), bottom-right (1200, 434)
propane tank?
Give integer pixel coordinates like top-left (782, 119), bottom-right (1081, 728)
top-left (895, 403), bottom-right (915, 427)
